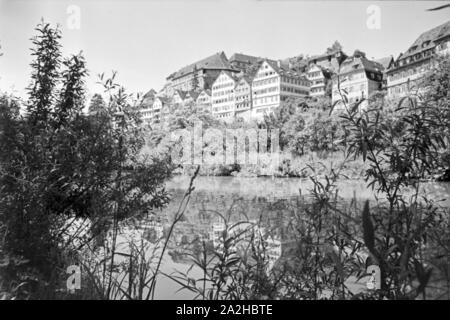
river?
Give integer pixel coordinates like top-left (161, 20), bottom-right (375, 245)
top-left (141, 176), bottom-right (450, 299)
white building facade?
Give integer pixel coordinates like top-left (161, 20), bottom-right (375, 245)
top-left (251, 60), bottom-right (310, 119)
top-left (211, 71), bottom-right (237, 121)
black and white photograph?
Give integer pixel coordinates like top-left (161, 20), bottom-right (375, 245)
top-left (0, 0), bottom-right (450, 306)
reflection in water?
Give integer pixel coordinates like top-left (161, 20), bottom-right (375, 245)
top-left (167, 175), bottom-right (450, 205)
top-left (147, 176), bottom-right (450, 299)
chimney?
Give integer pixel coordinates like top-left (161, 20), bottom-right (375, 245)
top-left (277, 60), bottom-right (282, 68)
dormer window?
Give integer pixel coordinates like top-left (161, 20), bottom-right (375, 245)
top-left (422, 41), bottom-right (430, 48)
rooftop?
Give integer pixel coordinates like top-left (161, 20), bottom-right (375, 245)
top-left (229, 53), bottom-right (261, 64)
top-left (399, 20), bottom-right (450, 60)
top-left (338, 55), bottom-right (384, 75)
top-left (167, 52), bottom-right (235, 80)
top-left (375, 56), bottom-right (394, 70)
top-left (265, 59), bottom-right (309, 80)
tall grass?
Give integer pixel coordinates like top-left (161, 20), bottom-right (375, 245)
top-left (74, 167), bottom-right (200, 300)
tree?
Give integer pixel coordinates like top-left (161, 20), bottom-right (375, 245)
top-left (191, 64), bottom-right (199, 91)
top-left (0, 22), bottom-right (172, 298)
top-left (326, 40), bottom-right (343, 53)
top-left (88, 93), bottom-right (106, 114)
top-left (420, 56), bottom-right (450, 179)
top-left (27, 21), bottom-right (62, 127)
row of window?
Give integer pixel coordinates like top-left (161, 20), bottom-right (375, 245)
top-left (212, 89), bottom-right (234, 97)
top-left (197, 97), bottom-right (210, 103)
top-left (308, 71), bottom-right (322, 78)
top-left (236, 102), bottom-right (251, 109)
top-left (236, 95), bottom-right (251, 101)
top-left (253, 76), bottom-right (279, 87)
top-left (253, 86), bottom-right (278, 95)
top-left (212, 82), bottom-right (234, 90)
top-left (235, 85), bottom-right (250, 93)
top-left (213, 105), bottom-right (233, 112)
top-left (395, 49), bottom-right (434, 67)
top-left (254, 95), bottom-right (279, 106)
top-left (212, 97), bottom-right (234, 104)
top-left (281, 76), bottom-right (309, 86)
top-left (216, 112), bottom-right (233, 118)
top-left (281, 86), bottom-right (309, 95)
top-left (388, 82), bottom-right (416, 95)
top-left (254, 70), bottom-right (276, 79)
top-left (311, 87), bottom-right (324, 93)
top-left (388, 62), bottom-right (431, 82)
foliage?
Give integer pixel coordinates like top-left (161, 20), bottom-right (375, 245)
top-left (326, 40), bottom-right (343, 54)
top-left (88, 93), bottom-right (106, 115)
top-left (166, 56), bottom-right (450, 301)
top-left (0, 22), bottom-right (172, 299)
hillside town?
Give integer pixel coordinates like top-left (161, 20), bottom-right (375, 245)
top-left (2, 0), bottom-right (450, 302)
top-left (137, 20), bottom-right (450, 124)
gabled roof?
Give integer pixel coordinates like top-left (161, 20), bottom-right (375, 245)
top-left (237, 74), bottom-right (252, 85)
top-left (143, 89), bottom-right (156, 99)
top-left (203, 76), bottom-right (219, 90)
top-left (141, 89), bottom-right (156, 107)
top-left (174, 90), bottom-right (187, 100)
top-left (399, 20), bottom-right (450, 60)
top-left (168, 52), bottom-right (235, 80)
top-left (375, 56), bottom-right (394, 70)
top-left (211, 70), bottom-right (238, 90)
top-left (337, 55), bottom-right (384, 76)
top-left (263, 59), bottom-right (308, 80)
top-left (198, 89), bottom-right (211, 97)
top-left (187, 90), bottom-right (200, 101)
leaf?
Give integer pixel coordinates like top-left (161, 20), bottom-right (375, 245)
top-left (329, 250), bottom-right (345, 280)
top-left (427, 4), bottom-right (450, 11)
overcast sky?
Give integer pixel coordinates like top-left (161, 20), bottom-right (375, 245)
top-left (0, 0), bottom-right (449, 98)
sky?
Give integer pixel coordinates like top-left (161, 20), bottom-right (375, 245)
top-left (0, 0), bottom-right (449, 99)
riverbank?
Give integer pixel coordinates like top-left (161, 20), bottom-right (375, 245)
top-left (171, 150), bottom-right (450, 182)
top-left (173, 151), bottom-right (368, 179)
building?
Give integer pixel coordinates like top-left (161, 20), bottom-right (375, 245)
top-left (195, 89), bottom-right (212, 112)
top-left (183, 91), bottom-right (200, 106)
top-left (172, 90), bottom-right (187, 105)
top-left (331, 51), bottom-right (384, 109)
top-left (140, 96), bottom-right (169, 124)
top-left (141, 89), bottom-right (156, 108)
top-left (251, 59), bottom-right (310, 119)
top-left (211, 70), bottom-right (237, 121)
top-left (140, 105), bottom-right (153, 124)
top-left (152, 97), bottom-right (170, 123)
top-left (229, 53), bottom-right (261, 72)
top-left (307, 49), bottom-right (347, 73)
top-left (374, 56), bottom-right (394, 90)
top-left (306, 64), bottom-right (331, 97)
top-left (165, 52), bottom-right (238, 93)
top-left (386, 20), bottom-right (450, 97)
top-left (234, 75), bottom-right (253, 120)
